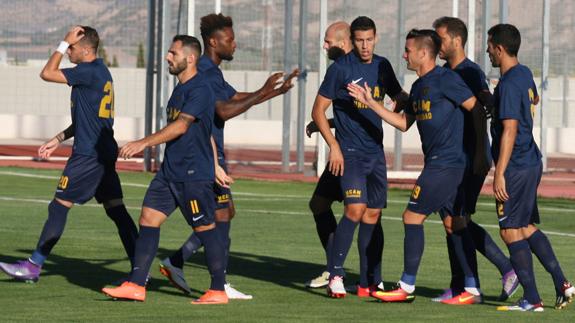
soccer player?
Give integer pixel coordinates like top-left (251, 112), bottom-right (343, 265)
top-left (0, 26), bottom-right (138, 283)
top-left (102, 35), bottom-right (228, 304)
top-left (158, 13), bottom-right (298, 299)
top-left (312, 16), bottom-right (406, 298)
top-left (431, 16), bottom-right (519, 303)
top-left (485, 24), bottom-right (574, 312)
top-left (348, 29), bottom-right (489, 304)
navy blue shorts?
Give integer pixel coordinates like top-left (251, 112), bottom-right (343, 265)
top-left (143, 173), bottom-right (215, 228)
top-left (497, 164), bottom-right (541, 229)
top-left (452, 169), bottom-right (487, 216)
top-left (55, 154), bottom-right (123, 204)
top-left (407, 166), bottom-right (464, 217)
top-left (312, 166), bottom-right (343, 202)
top-left (213, 159), bottom-right (232, 210)
top-left (340, 152), bottom-right (387, 209)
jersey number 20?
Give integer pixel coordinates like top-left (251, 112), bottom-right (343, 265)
top-left (99, 81), bottom-right (114, 119)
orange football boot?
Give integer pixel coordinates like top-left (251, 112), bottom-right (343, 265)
top-left (102, 281), bottom-right (146, 302)
top-left (371, 286), bottom-right (415, 303)
top-left (441, 291), bottom-right (483, 305)
top-left (191, 289), bottom-right (229, 305)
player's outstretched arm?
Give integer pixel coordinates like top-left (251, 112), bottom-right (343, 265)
top-left (211, 136), bottom-right (233, 188)
top-left (306, 118), bottom-right (334, 138)
top-left (255, 68), bottom-right (299, 104)
top-left (40, 26), bottom-right (85, 84)
top-left (119, 113), bottom-right (195, 159)
top-left (493, 119), bottom-right (517, 202)
top-left (347, 82), bottom-right (413, 132)
top-left (38, 124), bottom-right (75, 159)
top-left (311, 94), bottom-right (344, 176)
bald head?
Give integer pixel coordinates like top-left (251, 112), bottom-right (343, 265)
top-left (323, 21), bottom-right (352, 60)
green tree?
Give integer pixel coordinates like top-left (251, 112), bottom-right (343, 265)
top-left (98, 43), bottom-right (111, 66)
top-left (136, 42), bottom-right (145, 68)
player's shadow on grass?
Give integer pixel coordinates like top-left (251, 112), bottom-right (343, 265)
top-left (156, 248), bottom-right (443, 298)
top-left (0, 250), bottom-right (202, 298)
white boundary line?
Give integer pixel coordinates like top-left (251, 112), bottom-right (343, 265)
top-left (2, 195), bottom-right (573, 238)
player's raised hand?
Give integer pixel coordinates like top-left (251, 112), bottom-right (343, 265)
top-left (277, 68), bottom-right (300, 94)
top-left (493, 172), bottom-right (509, 202)
top-left (261, 72), bottom-right (285, 94)
top-left (215, 164), bottom-right (234, 188)
top-left (347, 82), bottom-right (374, 106)
top-left (64, 26), bottom-right (85, 45)
top-left (38, 137), bottom-right (60, 159)
top-left (328, 144), bottom-right (344, 176)
top-left (119, 140), bottom-right (146, 159)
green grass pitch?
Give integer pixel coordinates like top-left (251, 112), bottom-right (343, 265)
top-left (0, 167), bottom-right (574, 322)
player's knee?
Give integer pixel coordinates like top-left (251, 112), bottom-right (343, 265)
top-left (54, 197), bottom-right (74, 209)
top-left (193, 223), bottom-right (216, 232)
top-left (215, 208), bottom-right (232, 222)
top-left (138, 207), bottom-right (166, 227)
top-left (344, 205), bottom-right (365, 222)
top-left (103, 198), bottom-right (124, 209)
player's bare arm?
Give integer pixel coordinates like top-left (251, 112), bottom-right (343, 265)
top-left (311, 94), bottom-right (344, 176)
top-left (211, 136), bottom-right (233, 188)
top-left (215, 70), bottom-right (297, 121)
top-left (40, 26), bottom-right (85, 84)
top-left (255, 68), bottom-right (300, 103)
top-left (493, 119), bottom-right (518, 202)
top-left (120, 112), bottom-right (196, 159)
top-left (38, 124), bottom-right (75, 159)
top-left (347, 82), bottom-right (414, 131)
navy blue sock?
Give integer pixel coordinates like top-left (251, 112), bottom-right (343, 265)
top-left (507, 240), bottom-right (541, 304)
top-left (468, 220), bottom-right (512, 275)
top-left (357, 222), bottom-right (375, 287)
top-left (105, 204), bottom-right (138, 267)
top-left (449, 228), bottom-right (479, 288)
top-left (216, 221), bottom-right (231, 275)
top-left (325, 232), bottom-right (334, 271)
top-left (527, 230), bottom-right (567, 295)
top-left (170, 232), bottom-right (203, 269)
top-left (367, 220), bottom-right (383, 286)
top-left (401, 224), bottom-right (424, 285)
top-left (196, 229), bottom-right (225, 291)
top-left (329, 215), bottom-right (358, 278)
top-left (130, 225), bottom-right (160, 286)
top-left (446, 235), bottom-right (465, 294)
top-left (313, 210), bottom-right (338, 252)
top-left (30, 200), bottom-right (70, 266)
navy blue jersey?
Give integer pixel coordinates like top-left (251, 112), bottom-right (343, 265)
top-left (161, 73), bottom-right (215, 182)
top-left (61, 58), bottom-right (117, 162)
top-left (406, 66), bottom-right (473, 168)
top-left (447, 58), bottom-right (491, 163)
top-left (319, 52), bottom-right (402, 154)
top-left (491, 64), bottom-right (541, 169)
top-left (197, 55), bottom-right (237, 159)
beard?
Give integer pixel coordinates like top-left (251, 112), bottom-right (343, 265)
top-left (219, 52), bottom-right (234, 61)
top-left (168, 59), bottom-right (187, 75)
top-left (327, 46), bottom-right (346, 60)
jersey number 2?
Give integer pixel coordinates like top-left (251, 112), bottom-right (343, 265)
top-left (99, 81), bottom-right (114, 119)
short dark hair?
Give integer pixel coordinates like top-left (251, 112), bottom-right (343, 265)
top-left (488, 24), bottom-right (521, 57)
top-left (79, 26), bottom-right (99, 50)
top-left (406, 28), bottom-right (442, 57)
top-left (350, 16), bottom-right (376, 39)
top-left (172, 35), bottom-right (202, 56)
top-left (432, 16), bottom-right (468, 46)
top-left (200, 13), bottom-right (233, 43)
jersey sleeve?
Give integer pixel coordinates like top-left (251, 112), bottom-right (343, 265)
top-left (181, 84), bottom-right (214, 120)
top-left (61, 64), bottom-right (93, 86)
top-left (379, 58), bottom-right (402, 98)
top-left (496, 82), bottom-right (522, 120)
top-left (318, 63), bottom-right (341, 100)
top-left (440, 70), bottom-right (474, 107)
top-left (404, 91), bottom-right (416, 116)
top-left (209, 70), bottom-right (237, 102)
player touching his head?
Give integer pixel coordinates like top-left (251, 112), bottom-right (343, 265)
top-left (349, 29), bottom-right (488, 304)
top-left (0, 26), bottom-right (138, 283)
top-left (485, 24), bottom-right (574, 312)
